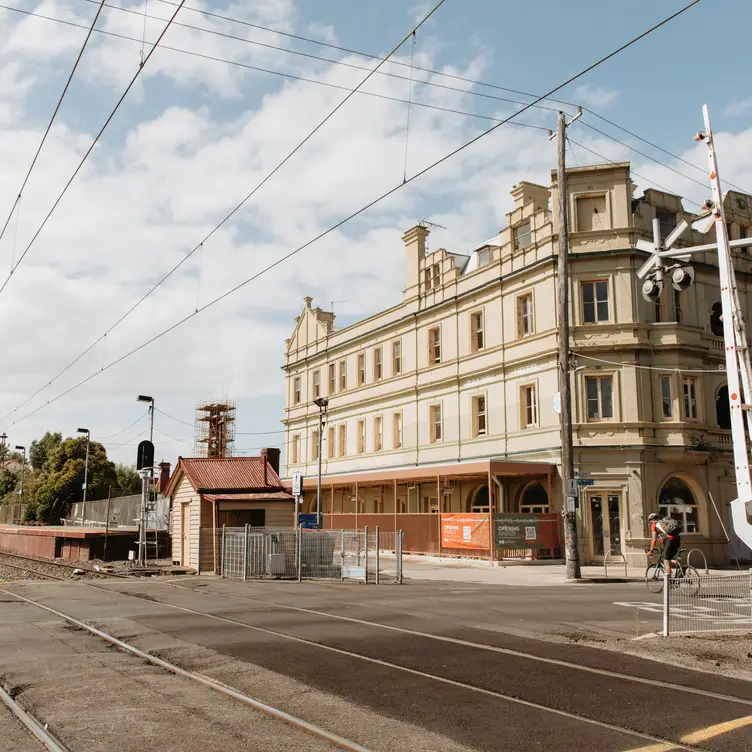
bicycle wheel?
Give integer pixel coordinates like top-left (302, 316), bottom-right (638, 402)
top-left (645, 563), bottom-right (664, 593)
top-left (679, 565), bottom-right (701, 597)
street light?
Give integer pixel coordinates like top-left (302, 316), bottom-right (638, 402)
top-left (136, 395), bottom-right (155, 444)
top-left (313, 397), bottom-right (329, 526)
top-left (77, 428), bottom-right (90, 521)
top-left (14, 445), bottom-right (25, 525)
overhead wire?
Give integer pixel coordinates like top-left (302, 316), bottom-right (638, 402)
top-left (2, 0), bottom-right (703, 430)
top-left (0, 0), bottom-right (106, 247)
top-left (96, 410), bottom-right (150, 439)
top-left (0, 0), bottom-right (188, 299)
top-left (155, 407), bottom-right (287, 435)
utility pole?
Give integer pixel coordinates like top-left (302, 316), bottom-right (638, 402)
top-left (554, 108), bottom-right (582, 580)
top-left (313, 397), bottom-right (328, 527)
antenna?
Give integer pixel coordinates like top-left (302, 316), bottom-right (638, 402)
top-left (419, 218), bottom-right (447, 253)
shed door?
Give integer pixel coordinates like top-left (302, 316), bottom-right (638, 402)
top-left (180, 503), bottom-right (189, 565)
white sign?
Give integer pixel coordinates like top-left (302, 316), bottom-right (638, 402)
top-left (553, 391), bottom-right (561, 414)
top-left (292, 471), bottom-right (302, 497)
top-left (566, 496), bottom-right (576, 513)
top-left (566, 479), bottom-right (579, 497)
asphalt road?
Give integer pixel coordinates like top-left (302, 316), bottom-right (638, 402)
top-left (1, 577), bottom-right (750, 752)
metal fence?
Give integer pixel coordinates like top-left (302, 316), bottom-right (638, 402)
top-left (666, 571), bottom-right (752, 636)
top-left (218, 526), bottom-right (403, 584)
top-left (63, 495), bottom-right (169, 530)
top-left (0, 504), bottom-right (26, 524)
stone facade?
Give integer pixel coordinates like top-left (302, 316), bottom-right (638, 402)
top-left (282, 162), bottom-right (752, 566)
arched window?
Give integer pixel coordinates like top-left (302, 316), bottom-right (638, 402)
top-left (716, 385), bottom-right (731, 430)
top-left (710, 302), bottom-right (724, 337)
top-left (520, 482), bottom-right (549, 514)
top-left (658, 477), bottom-right (699, 533)
top-left (468, 485), bottom-right (490, 513)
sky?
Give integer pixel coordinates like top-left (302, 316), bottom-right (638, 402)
top-left (0, 0), bottom-right (751, 470)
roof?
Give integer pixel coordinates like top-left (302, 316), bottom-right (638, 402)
top-left (203, 491), bottom-right (294, 503)
top-left (165, 456), bottom-right (284, 495)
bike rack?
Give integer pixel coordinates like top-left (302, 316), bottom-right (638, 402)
top-left (686, 547), bottom-right (709, 575)
top-left (604, 549), bottom-right (628, 578)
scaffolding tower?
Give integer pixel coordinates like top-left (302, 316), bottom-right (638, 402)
top-left (194, 400), bottom-right (236, 458)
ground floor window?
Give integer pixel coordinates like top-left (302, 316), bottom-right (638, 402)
top-left (658, 477), bottom-right (699, 533)
top-left (519, 481), bottom-right (549, 514)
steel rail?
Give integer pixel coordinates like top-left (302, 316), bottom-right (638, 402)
top-left (0, 550), bottom-right (126, 578)
top-left (0, 560), bottom-right (64, 580)
top-left (1, 589), bottom-right (371, 752)
top-left (0, 682), bottom-right (71, 752)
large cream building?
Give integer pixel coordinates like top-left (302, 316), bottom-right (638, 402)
top-left (282, 161), bottom-right (752, 566)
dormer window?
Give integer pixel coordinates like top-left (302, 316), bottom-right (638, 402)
top-left (514, 221), bottom-right (532, 250)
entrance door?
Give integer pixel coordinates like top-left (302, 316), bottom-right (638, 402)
top-left (180, 503), bottom-right (190, 565)
top-left (588, 492), bottom-right (622, 560)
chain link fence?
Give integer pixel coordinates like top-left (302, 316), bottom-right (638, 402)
top-left (216, 526), bottom-right (403, 584)
top-left (666, 571), bottom-right (752, 635)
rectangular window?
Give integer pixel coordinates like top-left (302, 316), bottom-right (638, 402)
top-left (338, 424), bottom-right (347, 457)
top-left (517, 293), bottom-right (534, 337)
top-left (357, 419), bottom-right (366, 454)
top-left (327, 426), bottom-right (335, 459)
top-left (585, 375), bottom-right (614, 421)
top-left (654, 297), bottom-right (662, 323)
top-left (311, 430), bottom-right (319, 461)
top-left (374, 347), bottom-right (382, 381)
top-left (726, 221), bottom-right (734, 240)
top-left (291, 434), bottom-right (300, 464)
top-left (660, 375), bottom-right (672, 419)
top-left (392, 339), bottom-right (402, 375)
top-left (471, 310), bottom-right (484, 352)
top-left (393, 412), bottom-right (403, 449)
top-left (429, 327), bottom-right (441, 364)
top-left (433, 264), bottom-right (441, 289)
top-left (741, 226), bottom-right (748, 239)
top-left (582, 280), bottom-right (609, 323)
top-left (430, 404), bottom-right (442, 443)
top-left (576, 195), bottom-right (608, 232)
top-left (514, 220), bottom-right (532, 250)
top-left (339, 359), bottom-right (347, 391)
top-left (683, 376), bottom-right (699, 420)
top-left (477, 247), bottom-right (492, 267)
top-left (473, 395), bottom-right (487, 437)
top-left (328, 363), bottom-right (336, 395)
top-left (520, 385), bottom-right (538, 429)
top-left (293, 377), bottom-right (301, 405)
top-left (673, 289), bottom-right (682, 324)
top-left (656, 209), bottom-right (676, 240)
top-left (374, 416), bottom-right (383, 451)
top-left (424, 268), bottom-right (432, 290)
top-left (358, 353), bottom-right (366, 386)
top-left (312, 370), bottom-right (320, 399)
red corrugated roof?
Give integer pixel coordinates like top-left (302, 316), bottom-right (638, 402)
top-left (203, 491), bottom-right (293, 502)
top-left (174, 456), bottom-right (284, 493)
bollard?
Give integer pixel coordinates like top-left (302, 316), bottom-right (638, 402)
top-left (375, 527), bottom-right (380, 585)
top-left (662, 568), bottom-right (669, 637)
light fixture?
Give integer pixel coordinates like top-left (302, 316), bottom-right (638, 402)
top-left (137, 395), bottom-right (153, 403)
top-left (77, 427), bottom-right (89, 434)
top-left (313, 397), bottom-right (329, 409)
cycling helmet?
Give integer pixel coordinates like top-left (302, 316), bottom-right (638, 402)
top-left (648, 512), bottom-right (659, 521)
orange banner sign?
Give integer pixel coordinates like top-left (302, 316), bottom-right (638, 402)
top-left (441, 514), bottom-right (490, 551)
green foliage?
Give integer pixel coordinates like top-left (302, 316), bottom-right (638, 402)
top-left (114, 463), bottom-right (141, 494)
top-left (29, 432), bottom-right (62, 472)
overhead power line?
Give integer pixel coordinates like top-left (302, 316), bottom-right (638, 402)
top-left (0, 0), bottom-right (451, 425)
top-left (2, 0), bottom-right (703, 431)
top-left (96, 410), bottom-right (150, 439)
top-left (0, 0), bottom-right (188, 299)
top-left (0, 1), bottom-right (106, 248)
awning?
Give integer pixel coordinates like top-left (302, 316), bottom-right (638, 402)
top-left (203, 491), bottom-right (294, 503)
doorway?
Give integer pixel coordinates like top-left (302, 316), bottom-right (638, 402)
top-left (587, 492), bottom-right (622, 560)
top-left (180, 503), bottom-right (190, 565)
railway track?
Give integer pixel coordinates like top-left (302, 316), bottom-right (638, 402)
top-left (0, 550), bottom-right (123, 581)
top-left (0, 680), bottom-right (70, 751)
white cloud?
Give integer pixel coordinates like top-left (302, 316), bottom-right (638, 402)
top-left (725, 98), bottom-right (752, 117)
top-left (573, 83), bottom-right (619, 110)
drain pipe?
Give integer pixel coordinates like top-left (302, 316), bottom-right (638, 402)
top-left (492, 476), bottom-right (504, 514)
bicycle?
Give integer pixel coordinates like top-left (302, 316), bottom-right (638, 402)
top-left (645, 548), bottom-right (701, 596)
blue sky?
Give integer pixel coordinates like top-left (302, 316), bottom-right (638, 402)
top-left (0, 0), bottom-right (750, 471)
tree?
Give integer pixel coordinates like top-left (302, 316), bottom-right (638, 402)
top-left (27, 436), bottom-right (117, 522)
top-left (114, 463), bottom-right (141, 495)
top-left (29, 432), bottom-right (62, 472)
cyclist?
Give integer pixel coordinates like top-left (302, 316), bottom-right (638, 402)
top-left (647, 512), bottom-right (681, 579)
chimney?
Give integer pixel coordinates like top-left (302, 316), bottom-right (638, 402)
top-left (402, 224), bottom-right (429, 298)
top-left (158, 461), bottom-right (171, 494)
top-left (510, 182), bottom-right (551, 211)
top-left (260, 447), bottom-right (280, 477)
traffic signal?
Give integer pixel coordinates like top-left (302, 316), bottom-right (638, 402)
top-left (671, 266), bottom-right (695, 292)
top-left (641, 267), bottom-right (663, 303)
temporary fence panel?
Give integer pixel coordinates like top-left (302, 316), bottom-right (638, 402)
top-left (198, 528), bottom-right (222, 574)
top-left (440, 513), bottom-right (491, 558)
top-left (0, 504), bottom-right (26, 524)
top-left (217, 526), bottom-right (403, 584)
top-left (493, 513), bottom-right (561, 560)
top-left (667, 571), bottom-right (752, 635)
top-left (64, 495), bottom-right (170, 530)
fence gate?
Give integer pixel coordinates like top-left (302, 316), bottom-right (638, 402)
top-left (219, 527), bottom-right (403, 584)
top-left (665, 571), bottom-right (752, 636)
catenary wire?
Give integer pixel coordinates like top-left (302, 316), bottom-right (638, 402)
top-left (0, 1), bottom-right (106, 247)
top-left (155, 407), bottom-right (288, 435)
top-left (0, 0), bottom-right (188, 299)
top-left (90, 0), bottom-right (752, 198)
top-left (96, 410), bottom-right (150, 439)
top-left (574, 353), bottom-right (725, 374)
top-left (2, 1), bottom-right (703, 430)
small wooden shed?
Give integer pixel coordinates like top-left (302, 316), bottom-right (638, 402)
top-left (166, 451), bottom-right (294, 571)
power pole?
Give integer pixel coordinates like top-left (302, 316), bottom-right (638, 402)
top-left (555, 109), bottom-right (581, 580)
